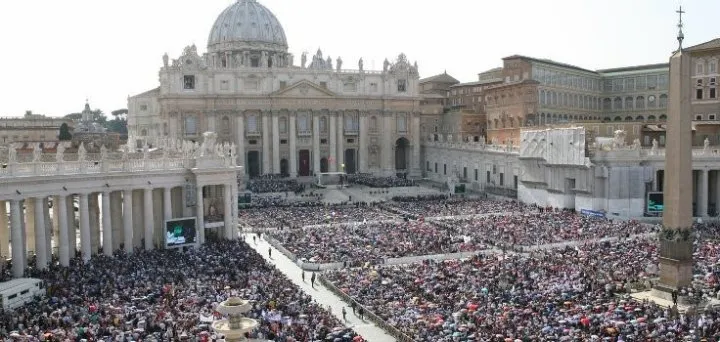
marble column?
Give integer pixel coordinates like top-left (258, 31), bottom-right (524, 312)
top-left (10, 200), bottom-right (24, 278)
top-left (329, 114), bottom-right (337, 172)
top-left (102, 192), bottom-right (112, 256)
top-left (57, 195), bottom-right (70, 267)
top-left (336, 112), bottom-right (344, 172)
top-left (698, 169), bottom-right (709, 217)
top-left (25, 200), bottom-right (35, 256)
top-left (272, 112), bottom-right (280, 174)
top-left (33, 197), bottom-right (47, 269)
top-left (65, 195), bottom-right (76, 258)
top-left (411, 114), bottom-right (421, 175)
top-left (236, 115), bottom-right (245, 169)
top-left (197, 185), bottom-right (205, 244)
top-left (110, 192), bottom-right (123, 252)
top-left (164, 187), bottom-right (173, 222)
top-left (123, 189), bottom-right (134, 254)
top-left (262, 113), bottom-right (271, 175)
top-left (0, 201), bottom-right (9, 260)
top-left (89, 194), bottom-right (100, 254)
top-left (289, 113), bottom-right (297, 177)
top-left (51, 198), bottom-right (60, 259)
top-left (359, 115), bottom-right (368, 173)
top-left (223, 184), bottom-right (233, 240)
top-left (79, 194), bottom-right (91, 262)
top-left (144, 188), bottom-right (154, 251)
top-left (313, 114), bottom-right (320, 174)
top-left (382, 113), bottom-right (394, 174)
top-left (43, 199), bottom-right (51, 263)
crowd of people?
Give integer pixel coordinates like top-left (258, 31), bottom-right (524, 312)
top-left (240, 203), bottom-right (393, 229)
top-left (325, 237), bottom-right (720, 341)
top-left (270, 220), bottom-right (484, 264)
top-left (0, 241), bottom-right (361, 341)
top-left (246, 176), bottom-right (305, 194)
top-left (347, 174), bottom-right (415, 188)
top-left (387, 196), bottom-right (523, 218)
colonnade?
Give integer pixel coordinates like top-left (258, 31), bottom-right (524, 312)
top-left (0, 183), bottom-right (237, 278)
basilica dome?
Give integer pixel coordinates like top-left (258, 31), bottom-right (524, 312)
top-left (208, 0), bottom-right (288, 53)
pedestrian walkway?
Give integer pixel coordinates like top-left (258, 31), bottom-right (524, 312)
top-left (244, 234), bottom-right (397, 342)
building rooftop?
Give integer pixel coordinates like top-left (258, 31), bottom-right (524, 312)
top-left (419, 72), bottom-right (459, 85)
top-left (503, 55), bottom-right (597, 74)
top-left (597, 63), bottom-right (669, 75)
top-left (685, 38), bottom-right (720, 52)
top-left (449, 79), bottom-right (504, 88)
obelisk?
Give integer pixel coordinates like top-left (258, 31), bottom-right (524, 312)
top-left (657, 6), bottom-right (693, 291)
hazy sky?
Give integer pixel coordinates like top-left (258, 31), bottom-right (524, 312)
top-left (0, 0), bottom-right (717, 118)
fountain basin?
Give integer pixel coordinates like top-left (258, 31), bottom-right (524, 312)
top-left (216, 297), bottom-right (252, 315)
top-left (211, 318), bottom-right (259, 340)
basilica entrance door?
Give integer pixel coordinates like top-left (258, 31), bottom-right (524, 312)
top-left (344, 149), bottom-right (356, 174)
top-left (320, 158), bottom-right (329, 173)
top-left (280, 159), bottom-right (289, 177)
top-left (247, 151), bottom-right (260, 178)
top-left (299, 150), bottom-right (310, 176)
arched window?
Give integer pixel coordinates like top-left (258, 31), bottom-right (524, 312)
top-left (659, 114), bottom-right (667, 121)
top-left (603, 98), bottom-right (612, 110)
top-left (659, 94), bottom-right (668, 108)
top-left (247, 114), bottom-right (258, 133)
top-left (141, 129), bottom-right (147, 136)
top-left (625, 97), bottom-right (634, 110)
top-left (614, 116), bottom-right (622, 121)
top-left (370, 116), bottom-right (378, 132)
top-left (647, 115), bottom-right (656, 121)
top-left (221, 116), bottom-right (231, 135)
top-left (540, 90), bottom-right (546, 105)
top-left (625, 116), bottom-right (633, 121)
top-left (648, 95), bottom-right (657, 108)
top-left (614, 97), bottom-right (622, 110)
top-left (636, 96), bottom-right (645, 109)
top-left (551, 92), bottom-right (557, 106)
top-left (636, 115), bottom-right (645, 121)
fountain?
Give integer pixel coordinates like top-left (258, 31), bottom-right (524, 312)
top-left (211, 297), bottom-right (259, 341)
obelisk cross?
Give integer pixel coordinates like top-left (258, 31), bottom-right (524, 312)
top-left (676, 6), bottom-right (685, 48)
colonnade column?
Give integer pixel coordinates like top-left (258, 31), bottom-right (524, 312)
top-left (144, 188), bottom-right (154, 251)
top-left (289, 113), bottom-right (297, 178)
top-left (236, 115), bottom-right (245, 170)
top-left (123, 189), bottom-right (134, 254)
top-left (89, 194), bottom-right (100, 254)
top-left (102, 192), bottom-right (112, 256)
top-left (33, 197), bottom-right (47, 269)
top-left (10, 200), bottom-right (24, 278)
top-left (223, 184), bottom-right (233, 240)
top-left (359, 115), bottom-right (367, 173)
top-left (42, 199), bottom-right (51, 263)
top-left (329, 114), bottom-right (337, 172)
top-left (25, 200), bottom-right (35, 257)
top-left (197, 186), bottom-right (205, 244)
top-left (272, 112), bottom-right (280, 174)
top-left (163, 187), bottom-right (172, 222)
top-left (336, 112), bottom-right (344, 172)
top-left (110, 192), bottom-right (123, 252)
top-left (0, 201), bottom-right (9, 260)
top-left (313, 114), bottom-right (320, 174)
top-left (262, 113), bottom-right (271, 175)
top-left (57, 195), bottom-right (70, 267)
top-left (715, 171), bottom-right (720, 216)
top-left (382, 113), bottom-right (393, 174)
top-left (699, 169), bottom-right (709, 217)
top-left (65, 196), bottom-right (76, 256)
top-left (78, 193), bottom-right (91, 262)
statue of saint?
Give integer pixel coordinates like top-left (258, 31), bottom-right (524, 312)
top-left (100, 145), bottom-right (108, 160)
top-left (8, 144), bottom-right (17, 163)
top-left (32, 143), bottom-right (42, 162)
top-left (56, 142), bottom-right (66, 162)
top-left (383, 58), bottom-right (390, 72)
top-left (336, 57), bottom-right (343, 72)
top-left (358, 58), bottom-right (364, 72)
top-left (163, 53), bottom-right (169, 67)
top-left (327, 56), bottom-right (333, 70)
top-left (301, 52), bottom-right (307, 68)
top-left (78, 143), bottom-right (87, 162)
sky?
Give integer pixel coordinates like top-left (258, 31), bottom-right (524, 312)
top-left (0, 0), bottom-right (717, 118)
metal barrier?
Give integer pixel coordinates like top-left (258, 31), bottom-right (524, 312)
top-left (319, 275), bottom-right (414, 342)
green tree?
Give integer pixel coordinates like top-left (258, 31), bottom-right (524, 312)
top-left (106, 108), bottom-right (128, 134)
top-left (58, 123), bottom-right (72, 140)
top-left (64, 109), bottom-right (107, 123)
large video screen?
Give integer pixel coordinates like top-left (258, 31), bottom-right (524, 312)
top-left (165, 217), bottom-right (197, 247)
top-left (647, 192), bottom-right (664, 213)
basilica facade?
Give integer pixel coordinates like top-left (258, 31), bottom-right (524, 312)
top-left (128, 0), bottom-right (422, 178)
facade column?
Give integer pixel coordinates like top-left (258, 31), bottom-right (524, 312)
top-left (197, 185), bottom-right (205, 244)
top-left (231, 182), bottom-right (239, 240)
top-left (57, 195), bottom-right (70, 267)
top-left (223, 184), bottom-right (233, 240)
top-left (236, 114), bottom-right (245, 170)
top-left (359, 114), bottom-right (367, 173)
top-left (0, 201), bottom-right (9, 260)
top-left (313, 114), bottom-right (320, 174)
top-left (411, 114), bottom-right (421, 176)
top-left (272, 112), bottom-right (280, 174)
top-left (110, 192), bottom-right (123, 252)
top-left (382, 113), bottom-right (394, 175)
top-left (65, 195), bottom-right (76, 258)
top-left (78, 193), bottom-right (91, 262)
top-left (329, 114), bottom-right (337, 172)
top-left (89, 194), bottom-right (100, 254)
top-left (102, 192), bottom-right (112, 256)
top-left (337, 112), bottom-right (344, 172)
top-left (144, 188), bottom-right (154, 251)
top-left (164, 187), bottom-right (173, 222)
top-left (10, 200), bottom-right (24, 278)
top-left (262, 113), bottom-right (271, 175)
top-left (25, 200), bottom-right (35, 256)
top-left (123, 189), bottom-right (134, 254)
top-left (699, 169), bottom-right (709, 217)
top-left (33, 197), bottom-right (47, 269)
top-left (289, 113), bottom-right (297, 178)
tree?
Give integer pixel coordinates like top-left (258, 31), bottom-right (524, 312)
top-left (106, 108), bottom-right (128, 134)
top-left (64, 109), bottom-right (107, 123)
top-left (58, 123), bottom-right (72, 141)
